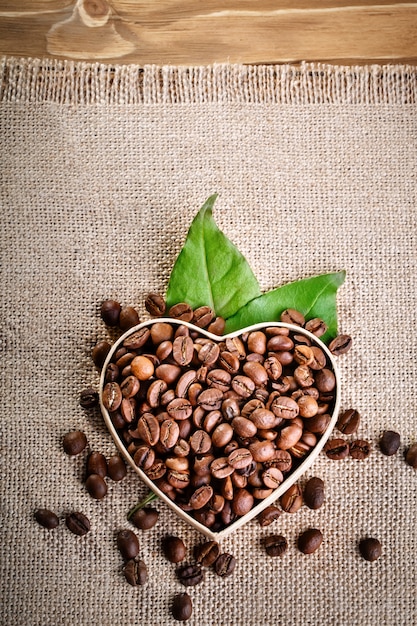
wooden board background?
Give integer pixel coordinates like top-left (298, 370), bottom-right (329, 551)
top-left (0, 1), bottom-right (416, 66)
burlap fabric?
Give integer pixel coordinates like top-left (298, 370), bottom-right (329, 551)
top-left (1, 57), bottom-right (416, 626)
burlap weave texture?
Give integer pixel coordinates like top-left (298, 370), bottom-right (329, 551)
top-left (0, 58), bottom-right (416, 626)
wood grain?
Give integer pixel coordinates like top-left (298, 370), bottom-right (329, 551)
top-left (0, 1), bottom-right (416, 65)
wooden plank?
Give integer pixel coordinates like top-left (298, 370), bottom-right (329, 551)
top-left (0, 1), bottom-right (416, 65)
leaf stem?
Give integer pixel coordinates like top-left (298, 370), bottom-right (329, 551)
top-left (127, 490), bottom-right (159, 520)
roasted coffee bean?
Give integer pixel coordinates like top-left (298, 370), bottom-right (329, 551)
top-left (92, 340), bottom-right (112, 368)
top-left (228, 448), bottom-right (253, 470)
top-left (280, 483), bottom-right (303, 513)
top-left (189, 485), bottom-right (213, 509)
top-left (263, 534), bottom-right (288, 556)
top-left (65, 511), bottom-right (90, 536)
top-left (262, 467), bottom-right (283, 488)
top-left (119, 306), bottom-right (140, 330)
top-left (145, 293), bottom-right (166, 317)
top-left (172, 335), bottom-right (194, 366)
top-left (85, 473), bottom-right (107, 499)
top-left (79, 387), bottom-right (99, 409)
top-left (303, 477), bottom-right (325, 510)
top-left (107, 455), bottom-right (127, 481)
top-left (162, 535), bottom-right (187, 563)
top-left (63, 430), bottom-right (88, 456)
top-left (130, 507), bottom-right (159, 530)
top-left (270, 395), bottom-right (299, 419)
top-left (197, 388), bottom-right (223, 411)
top-left (257, 505), bottom-right (282, 527)
top-left (337, 408), bottom-right (360, 434)
top-left (324, 438), bottom-right (350, 460)
top-left (315, 368), bottom-right (336, 393)
top-left (190, 430), bottom-right (212, 454)
top-left (133, 445), bottom-right (155, 470)
top-left (211, 422), bottom-right (234, 448)
top-left (34, 509), bottom-right (59, 529)
top-left (379, 430), bottom-right (401, 456)
top-left (171, 592), bottom-right (193, 621)
top-left (86, 452), bottom-right (107, 478)
top-left (298, 528), bottom-right (323, 554)
top-left (145, 460), bottom-right (166, 481)
top-left (192, 305), bottom-right (214, 328)
top-left (218, 351), bottom-right (240, 374)
top-left (100, 299), bottom-right (121, 326)
top-left (231, 416), bottom-right (257, 438)
top-left (136, 413), bottom-right (160, 446)
top-left (105, 363), bottom-right (119, 383)
top-left (150, 322), bottom-right (174, 344)
top-left (194, 540), bottom-right (220, 566)
top-left (207, 316), bottom-right (225, 336)
top-left (102, 382), bottom-right (123, 412)
top-left (160, 419), bottom-right (180, 449)
top-left (210, 457), bottom-right (234, 479)
top-left (206, 369), bottom-right (231, 393)
top-left (306, 412), bottom-right (331, 435)
top-left (214, 553), bottom-right (236, 577)
top-left (329, 334), bottom-right (352, 355)
top-left (231, 375), bottom-right (255, 398)
top-left (280, 308), bottom-right (305, 326)
top-left (249, 440), bottom-right (275, 462)
top-left (276, 423), bottom-right (303, 450)
top-left (176, 563), bottom-right (204, 586)
top-left (350, 439), bottom-right (371, 460)
top-left (232, 488), bottom-right (254, 516)
top-left (123, 328), bottom-right (150, 350)
top-left (405, 443), bottom-right (417, 468)
top-left (117, 529), bottom-right (140, 560)
top-left (123, 559), bottom-right (148, 586)
top-left (304, 318), bottom-right (327, 337)
top-left (359, 537), bottom-right (382, 561)
top-left (169, 302), bottom-right (193, 321)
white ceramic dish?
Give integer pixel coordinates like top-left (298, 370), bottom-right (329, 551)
top-left (99, 319), bottom-right (341, 540)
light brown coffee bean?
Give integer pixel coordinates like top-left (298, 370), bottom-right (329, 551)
top-left (210, 457), bottom-right (234, 478)
top-left (190, 430), bottom-right (212, 454)
top-left (228, 448), bottom-right (253, 469)
top-left (231, 416), bottom-right (258, 438)
top-left (160, 419), bottom-right (180, 449)
top-left (280, 484), bottom-right (303, 513)
top-left (189, 485), bottom-right (213, 509)
top-left (211, 423), bottom-right (234, 448)
top-left (172, 335), bottom-right (194, 366)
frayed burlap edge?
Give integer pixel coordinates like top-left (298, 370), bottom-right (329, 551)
top-left (1, 56), bottom-right (416, 104)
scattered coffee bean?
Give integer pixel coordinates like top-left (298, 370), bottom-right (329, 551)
top-left (176, 563), bottom-right (204, 586)
top-left (145, 293), bottom-right (166, 317)
top-left (34, 508), bottom-right (59, 529)
top-left (107, 454), bottom-right (127, 481)
top-left (324, 438), bottom-right (349, 460)
top-left (214, 553), bottom-right (236, 577)
top-left (117, 529), bottom-right (140, 560)
top-left (280, 484), bottom-right (303, 513)
top-left (79, 387), bottom-right (99, 409)
top-left (123, 559), bottom-right (148, 586)
top-left (162, 536), bottom-right (187, 563)
top-left (328, 334), bottom-right (352, 355)
top-left (349, 439), bottom-right (371, 460)
top-left (119, 306), bottom-right (140, 331)
top-left (280, 308), bottom-right (305, 326)
top-left (92, 340), bottom-right (112, 369)
top-left (65, 511), bottom-right (90, 536)
top-left (100, 299), bottom-right (121, 326)
top-left (130, 507), bottom-right (159, 530)
top-left (303, 477), bottom-right (325, 510)
top-left (298, 528), bottom-right (323, 554)
top-left (85, 473), bottom-right (108, 499)
top-left (379, 430), bottom-right (401, 456)
top-left (405, 442), bottom-right (417, 468)
top-left (194, 540), bottom-right (220, 566)
top-left (263, 534), bottom-right (288, 556)
top-left (63, 431), bottom-right (88, 456)
top-left (86, 451), bottom-right (107, 478)
top-left (257, 505), bottom-right (282, 527)
top-left (171, 593), bottom-right (193, 621)
top-left (359, 537), bottom-right (382, 561)
top-left (337, 408), bottom-right (360, 435)
top-left (169, 302), bottom-right (193, 322)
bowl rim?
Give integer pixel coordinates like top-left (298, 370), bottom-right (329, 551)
top-left (99, 318), bottom-right (341, 540)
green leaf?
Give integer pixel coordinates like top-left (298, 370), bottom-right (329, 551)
top-left (224, 271), bottom-right (346, 343)
top-left (166, 194), bottom-right (261, 319)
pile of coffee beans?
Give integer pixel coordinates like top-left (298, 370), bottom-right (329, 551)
top-left (100, 300), bottom-right (341, 531)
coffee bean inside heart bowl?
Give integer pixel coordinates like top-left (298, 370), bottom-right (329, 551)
top-left (99, 319), bottom-right (341, 540)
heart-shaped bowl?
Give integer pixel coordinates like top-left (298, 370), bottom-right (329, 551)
top-left (99, 319), bottom-right (341, 540)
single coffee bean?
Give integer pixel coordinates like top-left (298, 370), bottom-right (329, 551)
top-left (117, 529), bottom-right (140, 560)
top-left (133, 445), bottom-right (155, 470)
top-left (172, 335), bottom-right (194, 366)
top-left (105, 363), bottom-right (119, 383)
top-left (257, 505), bottom-right (282, 527)
top-left (160, 419), bottom-right (180, 449)
top-left (349, 439), bottom-right (371, 460)
top-left (298, 528), bottom-right (323, 554)
top-left (123, 327), bottom-right (150, 350)
top-left (263, 534), bottom-right (288, 556)
top-left (145, 293), bottom-right (166, 317)
top-left (315, 368), bottom-right (336, 393)
top-left (169, 302), bottom-right (193, 321)
top-left (231, 375), bottom-right (256, 398)
top-left (194, 540), bottom-right (220, 566)
top-left (79, 387), bottom-right (99, 409)
top-left (192, 305), bottom-right (214, 328)
top-left (130, 507), bottom-right (159, 530)
top-left (189, 485), bottom-right (213, 509)
top-left (171, 592), bottom-right (193, 621)
top-left (324, 438), bottom-right (350, 460)
top-left (379, 430), bottom-right (401, 456)
top-left (218, 351), bottom-right (240, 374)
top-left (100, 299), bottom-right (121, 326)
top-left (190, 430), bottom-right (212, 454)
top-left (102, 381), bottom-right (123, 412)
top-left (92, 340), bottom-right (112, 369)
top-left (214, 553), bottom-right (236, 577)
top-left (405, 442), bottom-right (417, 468)
top-left (123, 559), bottom-right (148, 586)
top-left (228, 448), bottom-right (253, 470)
top-left (162, 536), bottom-right (187, 563)
top-left (34, 509), bottom-right (59, 529)
top-left (280, 308), bottom-right (305, 326)
top-left (63, 431), bottom-right (88, 456)
top-left (270, 395), bottom-right (299, 420)
top-left (359, 537), bottom-right (382, 561)
top-left (107, 454), bottom-right (127, 481)
top-left (207, 316), bottom-right (225, 335)
top-left (304, 317), bottom-right (327, 337)
top-left (86, 452), bottom-right (107, 478)
top-left (303, 477), bottom-right (325, 510)
top-left (262, 467), bottom-right (283, 489)
top-left (198, 341), bottom-right (220, 365)
top-left (119, 306), bottom-right (140, 330)
top-left (176, 563), bottom-right (204, 586)
top-left (65, 511), bottom-right (90, 536)
top-left (197, 388), bottom-right (223, 411)
top-left (329, 334), bottom-right (352, 355)
top-left (280, 483), bottom-right (303, 513)
top-left (232, 488), bottom-right (254, 516)
top-left (85, 473), bottom-right (107, 499)
top-left (306, 412), bottom-right (331, 435)
top-left (337, 408), bottom-right (360, 434)
top-left (136, 413), bottom-right (160, 446)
